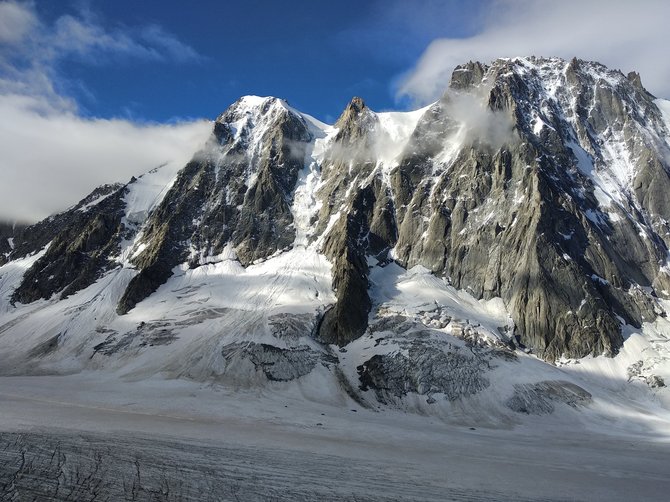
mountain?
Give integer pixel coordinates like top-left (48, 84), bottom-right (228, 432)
top-left (1, 57), bottom-right (670, 424)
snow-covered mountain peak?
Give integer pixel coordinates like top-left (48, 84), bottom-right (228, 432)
top-left (4, 57), bottom-right (670, 432)
top-left (212, 94), bottom-right (433, 171)
top-left (222, 94), bottom-right (288, 115)
top-left (214, 95), bottom-right (298, 144)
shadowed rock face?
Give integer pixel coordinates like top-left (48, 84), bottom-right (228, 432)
top-left (10, 183), bottom-right (128, 304)
top-left (0, 223), bottom-right (23, 266)
top-left (314, 98), bottom-right (398, 345)
top-left (2, 184), bottom-right (124, 269)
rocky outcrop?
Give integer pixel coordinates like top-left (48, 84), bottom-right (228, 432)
top-left (315, 98), bottom-right (389, 345)
top-left (0, 222), bottom-right (23, 265)
top-left (317, 184), bottom-right (385, 345)
top-left (223, 343), bottom-right (331, 382)
top-left (2, 184), bottom-right (124, 267)
top-left (11, 183), bottom-right (128, 304)
top-left (379, 58), bottom-right (670, 359)
top-left (117, 97), bottom-right (313, 314)
top-left (505, 380), bottom-right (592, 414)
top-left (310, 58), bottom-right (670, 360)
top-left (357, 343), bottom-right (490, 403)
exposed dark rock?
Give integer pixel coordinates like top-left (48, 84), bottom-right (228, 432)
top-left (316, 99), bottom-right (396, 346)
top-left (5, 184), bottom-right (124, 265)
top-left (268, 313), bottom-right (321, 341)
top-left (223, 342), bottom-right (335, 382)
top-left (505, 380), bottom-right (592, 414)
top-left (647, 375), bottom-right (666, 388)
top-left (357, 342), bottom-right (490, 403)
top-left (627, 360), bottom-right (667, 389)
top-left (0, 222), bottom-right (26, 265)
top-left (449, 61), bottom-right (488, 90)
top-left (11, 184), bottom-right (127, 304)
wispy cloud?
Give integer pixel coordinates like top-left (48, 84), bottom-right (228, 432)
top-left (140, 24), bottom-right (202, 63)
top-left (0, 1), bottom-right (209, 222)
top-left (0, 1), bottom-right (203, 109)
top-left (0, 0), bottom-right (36, 43)
top-left (397, 0), bottom-right (670, 105)
top-left (43, 14), bottom-right (203, 65)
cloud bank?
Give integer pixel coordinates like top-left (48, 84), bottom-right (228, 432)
top-left (0, 94), bottom-right (210, 223)
top-left (0, 1), bottom-right (209, 223)
top-left (397, 0), bottom-right (670, 104)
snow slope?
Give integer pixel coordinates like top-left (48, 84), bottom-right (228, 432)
top-left (375, 105), bottom-right (430, 165)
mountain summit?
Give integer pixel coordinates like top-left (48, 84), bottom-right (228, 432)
top-left (1, 57), bottom-right (670, 418)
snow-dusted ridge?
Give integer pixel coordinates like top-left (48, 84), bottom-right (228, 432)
top-left (509, 57), bottom-right (670, 215)
top-left (2, 60), bottom-right (670, 438)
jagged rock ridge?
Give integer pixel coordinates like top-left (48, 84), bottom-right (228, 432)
top-left (315, 57), bottom-right (670, 360)
top-left (4, 57), bottom-right (670, 366)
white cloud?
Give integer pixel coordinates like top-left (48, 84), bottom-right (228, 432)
top-left (140, 24), bottom-right (202, 63)
top-left (443, 91), bottom-right (516, 149)
top-left (397, 0), bottom-right (670, 104)
top-left (0, 93), bottom-right (211, 223)
top-left (0, 1), bottom-right (210, 223)
top-left (1, 1), bottom-right (202, 64)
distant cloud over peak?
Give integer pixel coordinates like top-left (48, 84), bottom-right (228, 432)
top-left (0, 1), bottom-right (209, 222)
top-left (396, 0), bottom-right (670, 105)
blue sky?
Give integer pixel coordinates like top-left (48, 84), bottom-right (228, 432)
top-left (30, 0), bottom-right (486, 123)
top-left (1, 0), bottom-right (669, 222)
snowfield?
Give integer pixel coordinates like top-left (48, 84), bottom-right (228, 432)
top-left (1, 372), bottom-right (670, 501)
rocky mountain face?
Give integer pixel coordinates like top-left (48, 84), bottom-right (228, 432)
top-left (2, 57), bottom-right (670, 412)
top-left (386, 57), bottom-right (670, 360)
top-left (117, 97), bottom-right (314, 315)
top-left (0, 223), bottom-right (18, 265)
top-left (9, 183), bottom-right (129, 304)
top-left (315, 57), bottom-right (670, 361)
